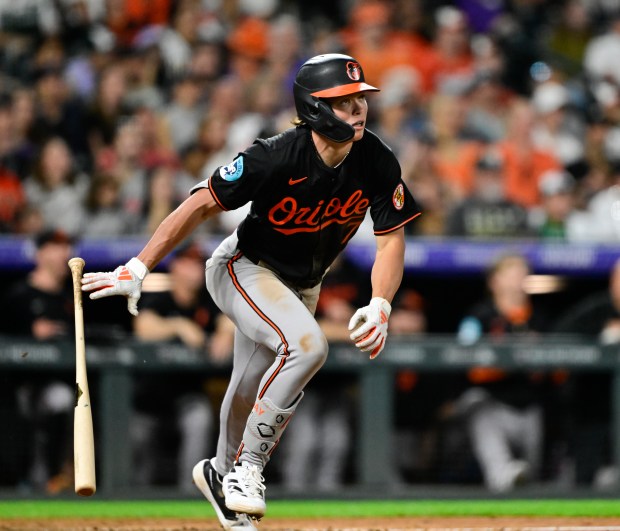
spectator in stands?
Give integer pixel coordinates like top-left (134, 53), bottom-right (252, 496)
top-left (444, 147), bottom-right (530, 239)
top-left (341, 0), bottom-right (429, 89)
top-left (463, 67), bottom-right (515, 143)
top-left (82, 173), bottom-right (138, 237)
top-left (0, 229), bottom-right (76, 492)
top-left (162, 72), bottom-right (206, 154)
top-left (120, 42), bottom-right (165, 113)
top-left (530, 81), bottom-right (586, 170)
top-left (30, 53), bottom-right (90, 169)
top-left (453, 253), bottom-right (551, 492)
top-left (96, 117), bottom-right (148, 223)
top-left (542, 0), bottom-right (593, 79)
top-left (23, 136), bottom-right (88, 237)
top-left (371, 66), bottom-right (426, 167)
top-left (139, 164), bottom-right (182, 236)
top-left (415, 6), bottom-right (475, 96)
top-left (132, 240), bottom-right (233, 491)
top-left (494, 98), bottom-right (562, 208)
top-left (195, 111), bottom-right (233, 179)
top-left (265, 13), bottom-right (305, 112)
top-left (402, 134), bottom-right (451, 237)
top-left (158, 0), bottom-right (204, 80)
top-left (226, 15), bottom-right (270, 89)
top-left (566, 157), bottom-right (620, 242)
top-left (105, 0), bottom-right (172, 50)
top-left (551, 258), bottom-right (620, 489)
top-left (10, 88), bottom-right (38, 179)
top-left (132, 103), bottom-right (177, 170)
top-left (85, 63), bottom-right (128, 155)
top-left (530, 169), bottom-right (577, 240)
top-left (424, 91), bottom-right (482, 203)
top-left (0, 93), bottom-right (24, 181)
top-left (583, 10), bottom-right (620, 124)
top-left (13, 203), bottom-right (45, 236)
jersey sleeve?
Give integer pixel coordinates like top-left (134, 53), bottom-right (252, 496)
top-left (369, 152), bottom-right (421, 235)
top-left (190, 141), bottom-right (271, 211)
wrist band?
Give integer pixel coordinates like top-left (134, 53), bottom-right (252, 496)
top-left (127, 257), bottom-right (149, 280)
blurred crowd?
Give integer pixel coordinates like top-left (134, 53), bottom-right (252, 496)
top-left (3, 0), bottom-right (620, 497)
top-left (3, 0), bottom-right (620, 241)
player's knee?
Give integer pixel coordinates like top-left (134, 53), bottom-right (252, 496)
top-left (296, 330), bottom-right (328, 372)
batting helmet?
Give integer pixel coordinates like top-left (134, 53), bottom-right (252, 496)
top-left (293, 54), bottom-right (379, 143)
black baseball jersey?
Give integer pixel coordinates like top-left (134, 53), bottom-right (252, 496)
top-left (192, 125), bottom-right (420, 283)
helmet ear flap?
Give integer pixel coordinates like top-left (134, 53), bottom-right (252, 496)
top-left (314, 99), bottom-right (355, 142)
top-left (293, 81), bottom-right (355, 143)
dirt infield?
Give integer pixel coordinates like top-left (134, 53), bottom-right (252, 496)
top-left (2, 517), bottom-right (620, 530)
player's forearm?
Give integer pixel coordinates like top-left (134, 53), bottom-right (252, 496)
top-left (137, 189), bottom-right (219, 270)
top-left (370, 229), bottom-right (405, 303)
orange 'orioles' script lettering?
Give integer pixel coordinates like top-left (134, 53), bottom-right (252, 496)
top-left (268, 190), bottom-right (369, 242)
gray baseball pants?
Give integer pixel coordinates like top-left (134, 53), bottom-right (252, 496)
top-left (205, 232), bottom-right (328, 475)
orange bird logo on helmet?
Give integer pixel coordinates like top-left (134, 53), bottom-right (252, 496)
top-left (346, 61), bottom-right (361, 81)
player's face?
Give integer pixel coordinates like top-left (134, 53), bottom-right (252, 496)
top-left (328, 92), bottom-right (369, 141)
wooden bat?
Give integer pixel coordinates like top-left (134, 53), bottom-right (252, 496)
top-left (68, 257), bottom-right (96, 496)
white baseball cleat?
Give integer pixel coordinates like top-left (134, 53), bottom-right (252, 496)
top-left (193, 459), bottom-right (258, 530)
top-left (223, 461), bottom-right (267, 517)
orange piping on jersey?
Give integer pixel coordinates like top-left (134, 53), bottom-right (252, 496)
top-left (207, 176), bottom-right (230, 211)
top-left (227, 252), bottom-right (290, 399)
top-left (374, 212), bottom-right (422, 235)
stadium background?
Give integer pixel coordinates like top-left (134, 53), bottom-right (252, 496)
top-left (1, 1), bottom-right (620, 525)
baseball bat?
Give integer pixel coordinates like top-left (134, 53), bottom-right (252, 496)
top-left (68, 257), bottom-right (96, 496)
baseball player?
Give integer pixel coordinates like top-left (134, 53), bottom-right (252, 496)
top-left (82, 53), bottom-right (421, 529)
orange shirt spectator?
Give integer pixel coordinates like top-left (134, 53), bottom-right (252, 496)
top-left (415, 6), bottom-right (475, 95)
top-left (496, 142), bottom-right (561, 208)
top-left (495, 99), bottom-right (561, 208)
top-left (106, 0), bottom-right (172, 48)
top-left (426, 93), bottom-right (484, 199)
top-left (342, 1), bottom-right (432, 87)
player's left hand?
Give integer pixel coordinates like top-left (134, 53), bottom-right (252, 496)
top-left (81, 257), bottom-right (149, 316)
top-left (348, 297), bottom-right (392, 359)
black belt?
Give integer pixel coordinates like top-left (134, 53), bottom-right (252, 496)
top-left (241, 250), bottom-right (322, 290)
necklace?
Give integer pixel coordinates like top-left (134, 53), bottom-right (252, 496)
top-left (311, 133), bottom-right (351, 168)
top-left (332, 150), bottom-right (350, 168)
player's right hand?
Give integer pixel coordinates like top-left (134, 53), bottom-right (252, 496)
top-left (81, 257), bottom-right (149, 316)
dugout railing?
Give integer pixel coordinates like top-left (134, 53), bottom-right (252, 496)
top-left (1, 335), bottom-right (619, 494)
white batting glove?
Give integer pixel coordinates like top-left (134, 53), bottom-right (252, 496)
top-left (81, 257), bottom-right (149, 316)
top-left (348, 297), bottom-right (392, 359)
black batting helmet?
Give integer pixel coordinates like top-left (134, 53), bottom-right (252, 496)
top-left (293, 54), bottom-right (379, 143)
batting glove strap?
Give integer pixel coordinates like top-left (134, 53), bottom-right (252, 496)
top-left (126, 257), bottom-right (149, 280)
top-left (348, 297), bottom-right (392, 359)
